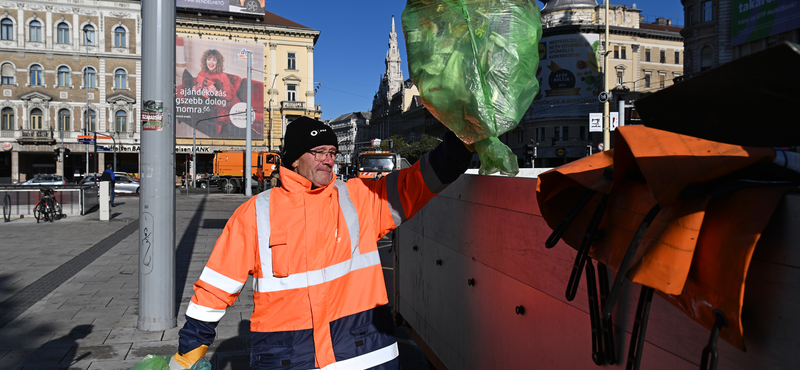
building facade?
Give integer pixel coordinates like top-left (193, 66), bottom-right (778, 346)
top-left (327, 111), bottom-right (370, 173)
top-left (174, 7), bottom-right (320, 176)
top-left (0, 1), bottom-right (321, 183)
top-left (680, 0), bottom-right (799, 78)
top-left (0, 0), bottom-right (141, 183)
top-left (522, 0), bottom-right (684, 167)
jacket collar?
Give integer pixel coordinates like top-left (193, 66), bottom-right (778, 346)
top-left (279, 166), bottom-right (335, 195)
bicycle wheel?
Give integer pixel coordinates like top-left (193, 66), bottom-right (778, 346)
top-left (46, 199), bottom-right (56, 222)
top-left (34, 201), bottom-right (45, 223)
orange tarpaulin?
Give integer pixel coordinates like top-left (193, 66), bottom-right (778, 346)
top-left (536, 125), bottom-right (788, 350)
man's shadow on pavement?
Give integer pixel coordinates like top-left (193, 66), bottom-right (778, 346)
top-left (31, 324), bottom-right (94, 368)
top-left (210, 320), bottom-right (251, 370)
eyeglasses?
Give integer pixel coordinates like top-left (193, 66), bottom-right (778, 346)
top-left (307, 149), bottom-right (340, 161)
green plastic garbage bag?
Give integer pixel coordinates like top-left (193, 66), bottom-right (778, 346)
top-left (402, 0), bottom-right (542, 176)
top-left (130, 354), bottom-right (212, 370)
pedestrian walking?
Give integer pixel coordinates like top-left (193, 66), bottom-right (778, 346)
top-left (169, 116), bottom-right (473, 370)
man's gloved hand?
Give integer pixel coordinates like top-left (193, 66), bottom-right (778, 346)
top-left (169, 345), bottom-right (208, 370)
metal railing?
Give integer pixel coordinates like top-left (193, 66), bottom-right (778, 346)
top-left (281, 101), bottom-right (305, 110)
top-left (0, 185), bottom-right (98, 219)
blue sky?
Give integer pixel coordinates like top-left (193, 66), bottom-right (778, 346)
top-left (262, 1), bottom-right (685, 120)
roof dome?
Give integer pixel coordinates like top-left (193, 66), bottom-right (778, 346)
top-left (540, 0), bottom-right (598, 14)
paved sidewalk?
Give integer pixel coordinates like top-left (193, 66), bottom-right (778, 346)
top-left (0, 190), bottom-right (433, 370)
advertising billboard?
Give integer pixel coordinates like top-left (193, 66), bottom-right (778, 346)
top-left (175, 37), bottom-right (265, 140)
top-left (732, 0), bottom-right (800, 46)
top-left (530, 34), bottom-right (602, 118)
top-left (177, 0), bottom-right (265, 16)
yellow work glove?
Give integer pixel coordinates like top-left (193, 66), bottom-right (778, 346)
top-left (169, 345), bottom-right (208, 370)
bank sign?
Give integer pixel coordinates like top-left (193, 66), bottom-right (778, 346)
top-left (731, 0), bottom-right (800, 46)
top-left (97, 145), bottom-right (214, 153)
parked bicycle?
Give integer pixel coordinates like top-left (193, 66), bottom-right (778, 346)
top-left (33, 186), bottom-right (64, 223)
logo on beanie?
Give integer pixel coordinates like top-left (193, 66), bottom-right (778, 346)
top-left (310, 130), bottom-right (318, 136)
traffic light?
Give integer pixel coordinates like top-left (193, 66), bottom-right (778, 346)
top-left (524, 140), bottom-right (536, 157)
top-left (64, 148), bottom-right (70, 157)
top-left (54, 148), bottom-right (60, 161)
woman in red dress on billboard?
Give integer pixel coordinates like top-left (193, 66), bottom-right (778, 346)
top-left (193, 49), bottom-right (242, 135)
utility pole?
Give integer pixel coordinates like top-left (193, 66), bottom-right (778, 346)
top-left (603, 0), bottom-right (611, 151)
top-left (138, 0), bottom-right (176, 331)
top-left (84, 26), bottom-right (90, 176)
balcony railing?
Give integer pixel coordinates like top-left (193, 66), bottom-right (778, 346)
top-left (281, 101), bottom-right (305, 110)
top-left (18, 129), bottom-right (53, 143)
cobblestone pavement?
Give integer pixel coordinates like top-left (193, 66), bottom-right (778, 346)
top-left (0, 190), bottom-right (433, 370)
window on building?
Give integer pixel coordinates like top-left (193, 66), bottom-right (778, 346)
top-left (57, 22), bottom-right (69, 44)
top-left (59, 109), bottom-right (70, 131)
top-left (686, 5), bottom-right (694, 26)
top-left (614, 45), bottom-right (619, 59)
top-left (675, 51), bottom-right (680, 64)
top-left (562, 126), bottom-right (570, 140)
top-left (644, 72), bottom-right (651, 88)
top-left (1, 18), bottom-right (12, 40)
top-left (287, 84), bottom-right (297, 101)
top-left (30, 64), bottom-right (43, 86)
top-left (287, 52), bottom-right (296, 70)
top-left (700, 46), bottom-right (713, 71)
top-left (58, 66), bottom-right (70, 87)
top-left (580, 126), bottom-right (587, 140)
top-left (30, 108), bottom-right (42, 130)
top-left (659, 73), bottom-right (666, 88)
top-left (29, 20), bottom-right (41, 42)
top-left (660, 50), bottom-right (666, 63)
top-left (554, 126), bottom-right (561, 141)
top-left (621, 46), bottom-right (627, 59)
top-left (85, 109), bottom-right (96, 132)
top-left (1, 107), bottom-right (13, 130)
top-left (114, 26), bottom-right (126, 47)
top-left (83, 25), bottom-right (95, 45)
top-left (616, 70), bottom-right (623, 86)
top-left (115, 69), bottom-right (127, 89)
top-left (645, 48), bottom-right (651, 62)
top-left (702, 1), bottom-right (713, 22)
top-left (115, 110), bottom-right (127, 132)
top-left (84, 67), bottom-right (96, 88)
top-left (1, 63), bottom-right (14, 85)
top-left (535, 127), bottom-right (545, 142)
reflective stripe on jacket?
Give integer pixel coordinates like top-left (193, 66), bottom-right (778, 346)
top-left (182, 147), bottom-right (463, 369)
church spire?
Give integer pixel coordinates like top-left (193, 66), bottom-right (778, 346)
top-left (385, 15), bottom-right (403, 98)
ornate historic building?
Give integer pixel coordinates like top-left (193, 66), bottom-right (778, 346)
top-left (0, 1), bottom-right (321, 182)
top-left (0, 0), bottom-right (141, 182)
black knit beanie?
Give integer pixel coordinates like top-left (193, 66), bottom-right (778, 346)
top-left (282, 117), bottom-right (339, 168)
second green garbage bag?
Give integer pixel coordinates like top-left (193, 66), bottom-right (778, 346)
top-left (402, 0), bottom-right (542, 176)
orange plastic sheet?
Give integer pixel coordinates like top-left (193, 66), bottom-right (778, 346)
top-left (536, 126), bottom-right (785, 350)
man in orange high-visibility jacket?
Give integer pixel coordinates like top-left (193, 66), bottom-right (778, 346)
top-left (170, 117), bottom-right (473, 370)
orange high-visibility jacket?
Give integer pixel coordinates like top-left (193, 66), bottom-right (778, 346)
top-left (180, 139), bottom-right (469, 369)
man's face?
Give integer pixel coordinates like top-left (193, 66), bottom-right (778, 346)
top-left (293, 144), bottom-right (336, 188)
